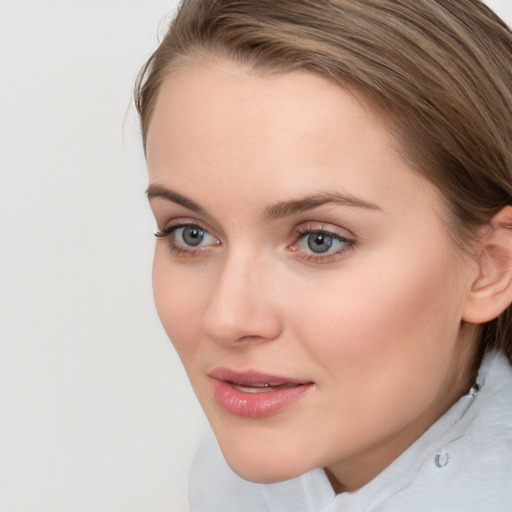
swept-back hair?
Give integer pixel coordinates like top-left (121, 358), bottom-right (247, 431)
top-left (136, 0), bottom-right (512, 362)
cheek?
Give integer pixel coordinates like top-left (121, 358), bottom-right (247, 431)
top-left (152, 249), bottom-right (205, 357)
top-left (283, 247), bottom-right (467, 442)
top-left (290, 246), bottom-right (463, 373)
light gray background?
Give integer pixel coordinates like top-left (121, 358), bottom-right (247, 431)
top-left (0, 1), bottom-right (510, 511)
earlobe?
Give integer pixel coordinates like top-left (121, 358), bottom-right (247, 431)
top-left (463, 206), bottom-right (512, 324)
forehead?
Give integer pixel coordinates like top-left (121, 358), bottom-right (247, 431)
top-left (146, 59), bottom-right (440, 220)
top-left (147, 59), bottom-right (388, 153)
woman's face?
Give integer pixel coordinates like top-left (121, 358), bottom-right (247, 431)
top-left (146, 59), bottom-right (478, 490)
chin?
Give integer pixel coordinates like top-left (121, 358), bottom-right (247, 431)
top-left (216, 432), bottom-right (314, 483)
top-left (225, 457), bottom-right (305, 484)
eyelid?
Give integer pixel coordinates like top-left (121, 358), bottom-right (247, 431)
top-left (155, 217), bottom-right (215, 237)
top-left (294, 221), bottom-right (355, 240)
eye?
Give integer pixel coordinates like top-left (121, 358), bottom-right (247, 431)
top-left (305, 232), bottom-right (336, 254)
top-left (290, 224), bottom-right (355, 263)
top-left (155, 221), bottom-right (220, 256)
top-left (177, 226), bottom-right (207, 246)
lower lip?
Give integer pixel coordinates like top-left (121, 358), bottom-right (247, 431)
top-left (212, 380), bottom-right (313, 418)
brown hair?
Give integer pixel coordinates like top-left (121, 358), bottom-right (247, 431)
top-left (135, 0), bottom-right (512, 363)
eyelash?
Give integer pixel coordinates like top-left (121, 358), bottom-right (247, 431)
top-left (154, 221), bottom-right (355, 262)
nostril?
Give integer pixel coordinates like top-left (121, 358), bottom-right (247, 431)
top-left (235, 334), bottom-right (270, 344)
top-left (205, 325), bottom-right (279, 348)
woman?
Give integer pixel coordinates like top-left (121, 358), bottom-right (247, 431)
top-left (136, 1), bottom-right (512, 510)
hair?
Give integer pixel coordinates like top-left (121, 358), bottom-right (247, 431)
top-left (135, 0), bottom-right (512, 363)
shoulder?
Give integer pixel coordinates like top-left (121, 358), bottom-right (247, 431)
top-left (468, 351), bottom-right (512, 455)
top-left (463, 351), bottom-right (512, 493)
top-left (388, 352), bottom-right (512, 511)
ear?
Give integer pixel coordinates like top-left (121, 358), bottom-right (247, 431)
top-left (463, 206), bottom-right (512, 324)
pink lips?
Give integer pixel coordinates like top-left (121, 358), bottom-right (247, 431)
top-left (209, 368), bottom-right (314, 418)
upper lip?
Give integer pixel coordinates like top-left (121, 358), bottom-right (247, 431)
top-left (208, 367), bottom-right (313, 386)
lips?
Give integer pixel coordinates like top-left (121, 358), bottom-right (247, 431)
top-left (209, 368), bottom-right (314, 418)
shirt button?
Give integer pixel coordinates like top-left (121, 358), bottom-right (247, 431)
top-left (434, 451), bottom-right (450, 468)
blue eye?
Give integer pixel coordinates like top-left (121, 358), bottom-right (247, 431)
top-left (178, 226), bottom-right (206, 246)
top-left (293, 226), bottom-right (355, 262)
top-left (154, 222), bottom-right (219, 256)
top-left (306, 233), bottom-right (334, 253)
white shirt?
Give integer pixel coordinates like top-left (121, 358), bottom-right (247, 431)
top-left (189, 351), bottom-right (512, 511)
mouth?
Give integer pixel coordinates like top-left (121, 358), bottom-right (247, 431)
top-left (229, 382), bottom-right (300, 393)
top-left (208, 368), bottom-right (314, 418)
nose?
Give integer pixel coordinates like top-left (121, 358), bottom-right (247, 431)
top-left (202, 252), bottom-right (283, 348)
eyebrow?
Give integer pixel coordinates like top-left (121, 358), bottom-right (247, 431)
top-left (146, 185), bottom-right (381, 219)
top-left (146, 185), bottom-right (205, 215)
top-left (263, 192), bottom-right (381, 220)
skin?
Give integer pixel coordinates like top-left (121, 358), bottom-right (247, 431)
top-left (145, 58), bottom-right (481, 492)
